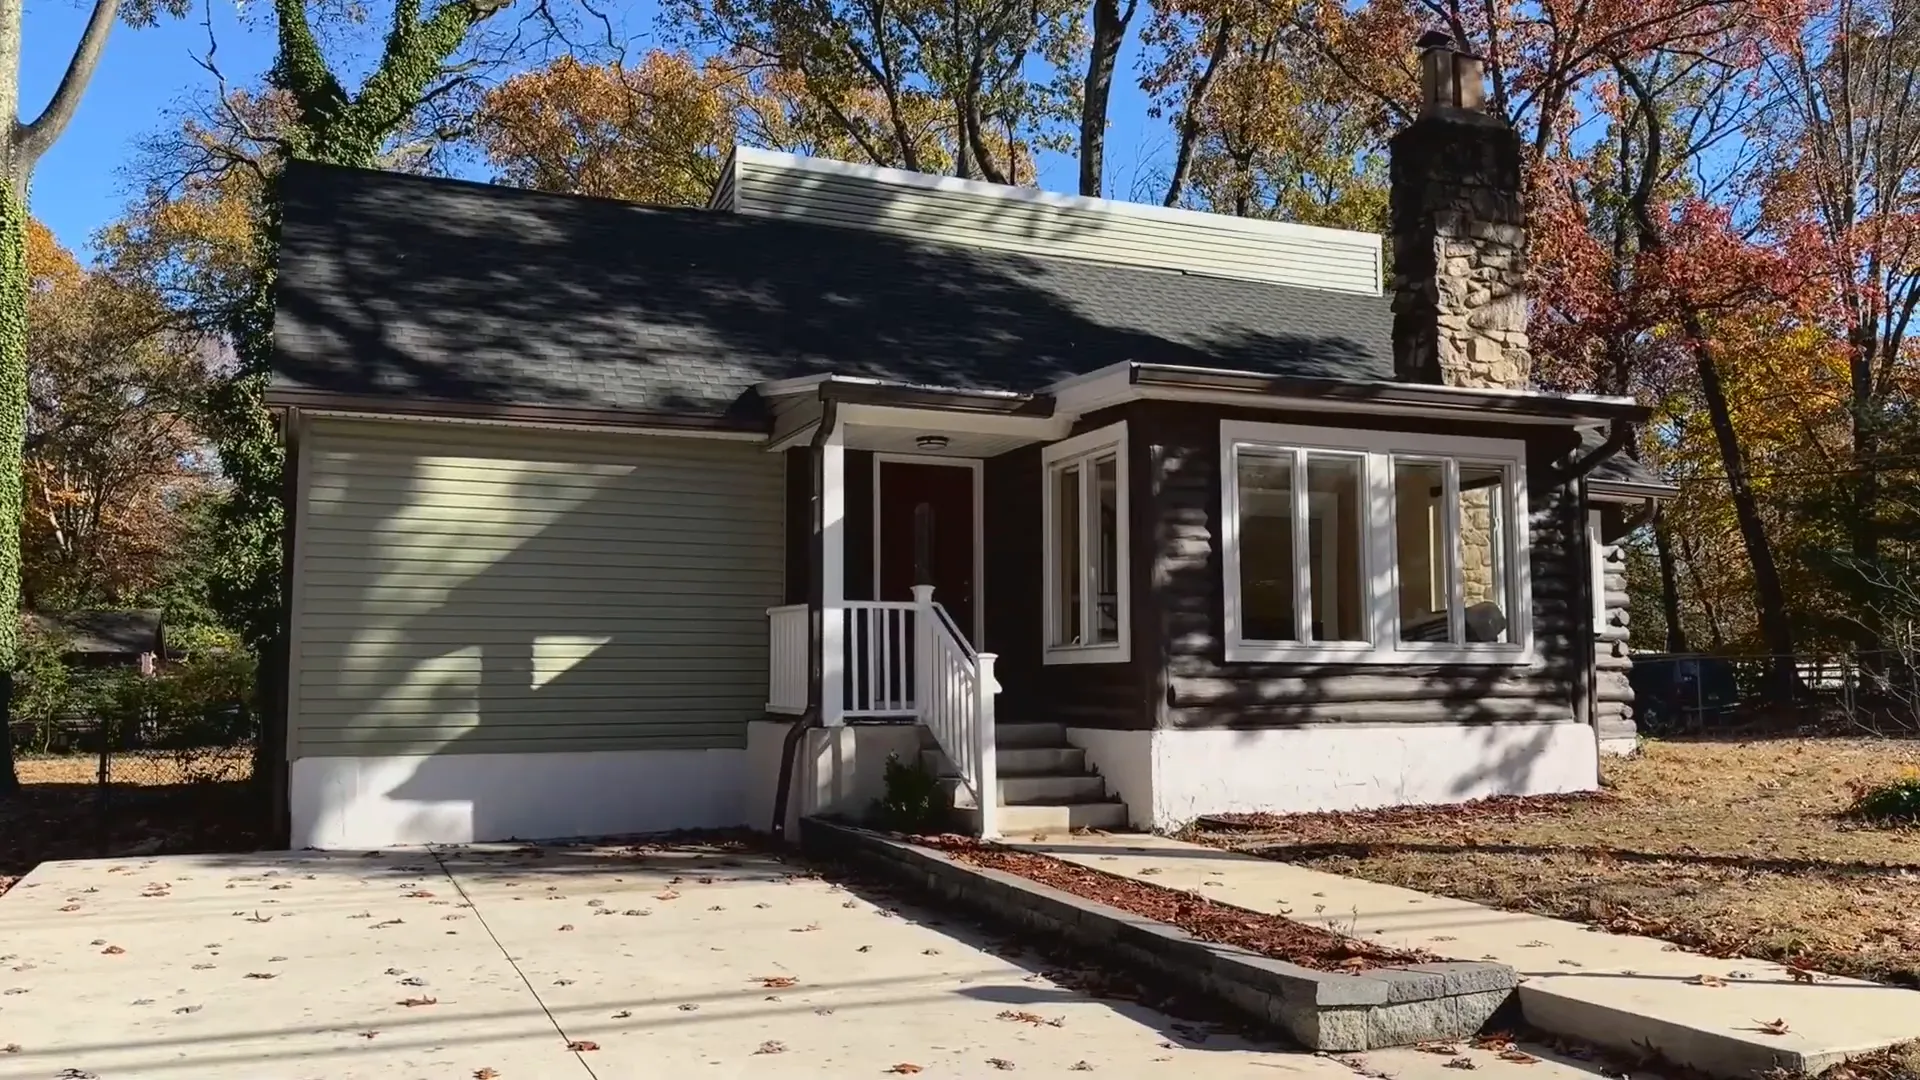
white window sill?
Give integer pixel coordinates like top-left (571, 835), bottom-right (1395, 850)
top-left (1044, 643), bottom-right (1130, 665)
top-left (1225, 640), bottom-right (1534, 665)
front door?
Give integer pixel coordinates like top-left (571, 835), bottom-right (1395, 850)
top-left (877, 460), bottom-right (977, 643)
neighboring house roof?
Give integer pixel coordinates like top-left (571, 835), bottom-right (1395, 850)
top-left (1579, 426), bottom-right (1679, 500)
top-left (269, 161), bottom-right (1394, 423)
top-left (26, 610), bottom-right (164, 657)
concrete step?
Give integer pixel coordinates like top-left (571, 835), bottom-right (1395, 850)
top-left (920, 746), bottom-right (1085, 778)
top-left (954, 801), bottom-right (1129, 835)
top-left (942, 773), bottom-right (1108, 807)
top-left (994, 722), bottom-right (1070, 749)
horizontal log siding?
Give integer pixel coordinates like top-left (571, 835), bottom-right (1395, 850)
top-left (291, 419), bottom-right (784, 757)
top-left (1136, 402), bottom-right (1585, 729)
top-left (984, 434), bottom-right (1154, 729)
top-left (1595, 540), bottom-right (1637, 743)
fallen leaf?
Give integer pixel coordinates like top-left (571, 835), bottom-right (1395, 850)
top-left (708, 905), bottom-right (725, 911)
top-left (1442, 1059), bottom-right (1477, 1070)
top-left (1499, 1049), bottom-right (1539, 1064)
top-left (1687, 974), bottom-right (1728, 987)
top-left (101, 945), bottom-right (125, 955)
top-left (885, 1065), bottom-right (924, 1075)
top-left (557, 924), bottom-right (574, 932)
top-left (856, 945), bottom-right (872, 953)
top-left (922, 948), bottom-right (941, 955)
top-left (1753, 1018), bottom-right (1790, 1036)
top-left (996, 1010), bottom-right (1063, 1027)
top-left (568, 1040), bottom-right (599, 1052)
top-left (1070, 1063), bottom-right (1093, 1072)
top-left (1, 1044), bottom-right (18, 1053)
top-left (987, 1058), bottom-right (1016, 1070)
top-left (755, 1041), bottom-right (787, 1055)
top-left (623, 909), bottom-right (649, 916)
top-left (404, 890), bottom-right (434, 898)
top-left (1787, 967), bottom-right (1817, 984)
top-left (655, 890), bottom-right (680, 901)
top-left (398, 996), bottom-right (438, 1007)
top-left (792, 923), bottom-right (821, 933)
top-left (244, 972), bottom-right (276, 980)
top-left (1415, 1042), bottom-right (1462, 1055)
top-left (358, 1031), bottom-right (379, 1039)
top-left (757, 975), bottom-right (798, 988)
top-left (173, 1005), bottom-right (201, 1014)
top-left (58, 904), bottom-right (79, 912)
top-left (246, 911), bottom-right (272, 923)
top-left (677, 1003), bottom-right (699, 1011)
top-left (474, 1070), bottom-right (500, 1079)
top-left (612, 1010), bottom-right (632, 1019)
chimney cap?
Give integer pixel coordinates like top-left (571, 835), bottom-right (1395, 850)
top-left (1416, 28), bottom-right (1454, 50)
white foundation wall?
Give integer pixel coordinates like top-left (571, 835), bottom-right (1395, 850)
top-left (745, 721), bottom-right (927, 836)
top-left (289, 750), bottom-right (749, 848)
top-left (1063, 729), bottom-right (1156, 830)
top-left (1145, 721), bottom-right (1598, 830)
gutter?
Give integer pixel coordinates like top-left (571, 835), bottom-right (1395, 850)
top-left (770, 399), bottom-right (838, 840)
top-left (1129, 364), bottom-right (1651, 423)
top-left (818, 378), bottom-right (1055, 416)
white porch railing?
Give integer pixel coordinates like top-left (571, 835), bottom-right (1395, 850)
top-left (764, 588), bottom-right (999, 837)
top-left (912, 586), bottom-right (999, 839)
top-left (766, 604), bottom-right (809, 714)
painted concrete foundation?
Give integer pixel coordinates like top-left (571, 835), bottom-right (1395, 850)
top-left (744, 720), bottom-right (926, 835)
top-left (1068, 721), bottom-right (1599, 830)
top-left (288, 749), bottom-right (749, 848)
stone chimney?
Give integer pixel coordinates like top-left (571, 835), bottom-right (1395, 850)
top-left (1389, 32), bottom-right (1530, 389)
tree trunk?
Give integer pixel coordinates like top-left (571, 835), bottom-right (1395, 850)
top-left (1849, 336), bottom-right (1883, 653)
top-left (1078, 0), bottom-right (1133, 197)
top-left (1653, 515), bottom-right (1690, 654)
top-left (1162, 18), bottom-right (1229, 208)
top-left (1692, 335), bottom-right (1796, 690)
top-left (0, 179), bottom-right (26, 798)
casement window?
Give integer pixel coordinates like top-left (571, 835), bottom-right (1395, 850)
top-left (1220, 421), bottom-right (1531, 664)
top-left (1042, 421), bottom-right (1129, 664)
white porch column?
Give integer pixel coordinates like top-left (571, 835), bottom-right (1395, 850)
top-left (821, 422), bottom-right (846, 725)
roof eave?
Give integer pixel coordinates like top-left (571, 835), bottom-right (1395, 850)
top-left (1129, 363), bottom-right (1649, 423)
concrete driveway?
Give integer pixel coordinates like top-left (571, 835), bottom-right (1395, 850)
top-left (0, 840), bottom-right (1605, 1079)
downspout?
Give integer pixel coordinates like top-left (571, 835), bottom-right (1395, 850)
top-left (770, 400), bottom-right (838, 839)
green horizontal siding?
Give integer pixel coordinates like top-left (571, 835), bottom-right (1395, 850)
top-left (290, 419), bottom-right (782, 757)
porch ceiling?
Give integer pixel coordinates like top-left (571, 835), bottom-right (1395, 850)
top-left (843, 424), bottom-right (1036, 457)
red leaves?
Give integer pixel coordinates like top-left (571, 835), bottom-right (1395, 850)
top-left (567, 1040), bottom-right (600, 1052)
top-left (885, 1065), bottom-right (924, 1075)
top-left (756, 975), bottom-right (798, 988)
top-left (997, 1010), bottom-right (1063, 1027)
top-left (754, 1041), bottom-right (787, 1055)
top-left (474, 1070), bottom-right (500, 1079)
top-left (100, 945), bottom-right (125, 955)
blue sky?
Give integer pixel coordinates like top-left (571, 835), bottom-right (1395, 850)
top-left (23, 0), bottom-right (1167, 260)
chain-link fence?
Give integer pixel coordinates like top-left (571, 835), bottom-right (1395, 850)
top-left (6, 676), bottom-right (263, 862)
top-left (1631, 650), bottom-right (1920, 737)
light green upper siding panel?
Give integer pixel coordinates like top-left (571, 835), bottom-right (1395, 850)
top-left (712, 146), bottom-right (1384, 296)
top-left (290, 419), bottom-right (783, 758)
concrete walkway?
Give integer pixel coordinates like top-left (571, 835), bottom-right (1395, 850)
top-left (1, 842), bottom-right (1609, 1079)
top-left (1007, 833), bottom-right (1920, 1077)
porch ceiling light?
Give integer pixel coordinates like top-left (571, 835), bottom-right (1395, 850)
top-left (915, 434), bottom-right (950, 450)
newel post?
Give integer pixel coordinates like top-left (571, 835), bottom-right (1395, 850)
top-left (911, 585), bottom-right (935, 717)
top-left (975, 652), bottom-right (999, 839)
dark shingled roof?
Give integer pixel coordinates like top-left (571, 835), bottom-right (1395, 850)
top-left (26, 610), bottom-right (164, 657)
top-left (270, 161), bottom-right (1394, 419)
top-left (1580, 426), bottom-right (1677, 496)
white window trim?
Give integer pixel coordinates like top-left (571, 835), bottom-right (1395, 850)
top-left (1041, 421), bottom-right (1130, 665)
top-left (1220, 420), bottom-right (1533, 665)
top-left (1589, 509), bottom-right (1608, 636)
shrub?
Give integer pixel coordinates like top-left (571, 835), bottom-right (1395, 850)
top-left (1849, 770), bottom-right (1920, 825)
top-left (869, 752), bottom-right (943, 832)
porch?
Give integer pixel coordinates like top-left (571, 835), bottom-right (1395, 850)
top-left (752, 394), bottom-right (1126, 837)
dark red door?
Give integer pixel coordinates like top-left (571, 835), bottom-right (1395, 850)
top-left (877, 461), bottom-right (976, 642)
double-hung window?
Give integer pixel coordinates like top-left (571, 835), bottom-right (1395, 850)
top-left (1220, 420), bottom-right (1530, 663)
top-left (1042, 421), bottom-right (1129, 664)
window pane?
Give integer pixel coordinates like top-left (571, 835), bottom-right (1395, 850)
top-left (1092, 454), bottom-right (1120, 645)
top-left (1236, 449), bottom-right (1297, 642)
top-left (1306, 454), bottom-right (1367, 642)
top-left (1394, 459), bottom-right (1453, 644)
top-left (1458, 463), bottom-right (1511, 643)
top-left (1052, 465), bottom-right (1082, 646)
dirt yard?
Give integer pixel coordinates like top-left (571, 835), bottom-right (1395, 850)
top-left (1188, 737), bottom-right (1920, 988)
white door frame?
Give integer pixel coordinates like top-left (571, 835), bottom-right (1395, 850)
top-left (871, 452), bottom-right (985, 645)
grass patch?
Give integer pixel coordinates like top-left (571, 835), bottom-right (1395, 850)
top-left (1849, 773), bottom-right (1920, 826)
top-left (1188, 738), bottom-right (1920, 987)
